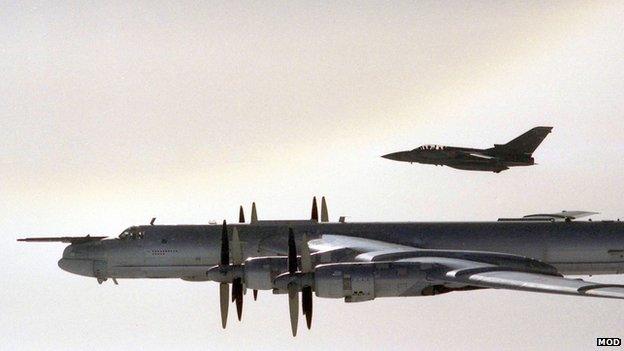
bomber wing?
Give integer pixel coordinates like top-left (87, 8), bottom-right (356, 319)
top-left (416, 257), bottom-right (624, 299)
top-left (305, 234), bottom-right (418, 263)
top-left (308, 235), bottom-right (624, 299)
top-left (308, 234), bottom-right (417, 254)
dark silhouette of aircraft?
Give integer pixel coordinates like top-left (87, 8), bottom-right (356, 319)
top-left (382, 126), bottom-right (552, 173)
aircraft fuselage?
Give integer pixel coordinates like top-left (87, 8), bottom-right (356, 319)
top-left (382, 146), bottom-right (534, 173)
top-left (58, 221), bottom-right (624, 281)
top-left (381, 126), bottom-right (552, 172)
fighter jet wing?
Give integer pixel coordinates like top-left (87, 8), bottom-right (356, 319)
top-left (443, 148), bottom-right (495, 160)
top-left (404, 257), bottom-right (624, 299)
top-left (464, 152), bottom-right (495, 160)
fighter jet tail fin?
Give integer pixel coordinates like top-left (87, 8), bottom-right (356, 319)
top-left (494, 126), bottom-right (552, 155)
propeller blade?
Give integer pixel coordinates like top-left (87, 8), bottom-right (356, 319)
top-left (321, 196), bottom-right (328, 222)
top-left (219, 282), bottom-right (229, 329)
top-left (300, 234), bottom-right (311, 273)
top-left (311, 197), bottom-right (318, 222)
top-left (231, 227), bottom-right (243, 265)
top-left (300, 234), bottom-right (313, 328)
top-left (220, 220), bottom-right (229, 266)
top-left (239, 206), bottom-right (245, 223)
top-left (251, 202), bottom-right (258, 223)
top-left (233, 278), bottom-right (244, 321)
top-left (302, 286), bottom-right (313, 329)
top-left (288, 284), bottom-right (299, 337)
top-left (287, 228), bottom-right (297, 274)
top-left (253, 289), bottom-right (258, 301)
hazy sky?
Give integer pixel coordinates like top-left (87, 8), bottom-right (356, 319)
top-left (2, 1), bottom-right (624, 350)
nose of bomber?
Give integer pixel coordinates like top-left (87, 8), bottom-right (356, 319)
top-left (58, 244), bottom-right (97, 277)
top-left (58, 258), bottom-right (95, 277)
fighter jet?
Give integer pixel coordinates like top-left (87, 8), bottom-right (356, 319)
top-left (18, 197), bottom-right (624, 337)
top-left (382, 126), bottom-right (553, 173)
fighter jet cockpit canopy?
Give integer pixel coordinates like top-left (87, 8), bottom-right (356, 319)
top-left (118, 226), bottom-right (144, 240)
top-left (416, 144), bottom-right (445, 151)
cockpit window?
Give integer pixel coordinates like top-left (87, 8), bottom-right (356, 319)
top-left (417, 144), bottom-right (445, 150)
top-left (118, 226), bottom-right (144, 240)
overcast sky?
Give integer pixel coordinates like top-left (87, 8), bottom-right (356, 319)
top-left (2, 1), bottom-right (624, 350)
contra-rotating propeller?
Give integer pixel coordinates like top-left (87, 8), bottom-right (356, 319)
top-left (207, 220), bottom-right (245, 328)
top-left (273, 228), bottom-right (315, 336)
top-left (241, 205), bottom-right (259, 301)
top-left (230, 224), bottom-right (244, 322)
top-left (209, 198), bottom-right (324, 330)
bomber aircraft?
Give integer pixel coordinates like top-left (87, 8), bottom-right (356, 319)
top-left (382, 126), bottom-right (553, 173)
top-left (19, 197), bottom-right (624, 336)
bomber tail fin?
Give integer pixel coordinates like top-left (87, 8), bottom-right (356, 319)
top-left (494, 126), bottom-right (553, 155)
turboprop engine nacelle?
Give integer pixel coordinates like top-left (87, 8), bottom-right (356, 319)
top-left (244, 256), bottom-right (289, 290)
top-left (314, 261), bottom-right (431, 302)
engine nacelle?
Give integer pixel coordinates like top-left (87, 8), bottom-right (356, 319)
top-left (244, 256), bottom-right (288, 290)
top-left (314, 262), bottom-right (431, 302)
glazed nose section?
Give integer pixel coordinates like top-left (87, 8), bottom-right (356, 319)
top-left (58, 245), bottom-right (96, 277)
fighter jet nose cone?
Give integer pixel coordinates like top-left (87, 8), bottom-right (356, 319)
top-left (382, 152), bottom-right (403, 161)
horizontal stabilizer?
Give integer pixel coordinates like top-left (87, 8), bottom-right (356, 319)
top-left (17, 235), bottom-right (107, 244)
